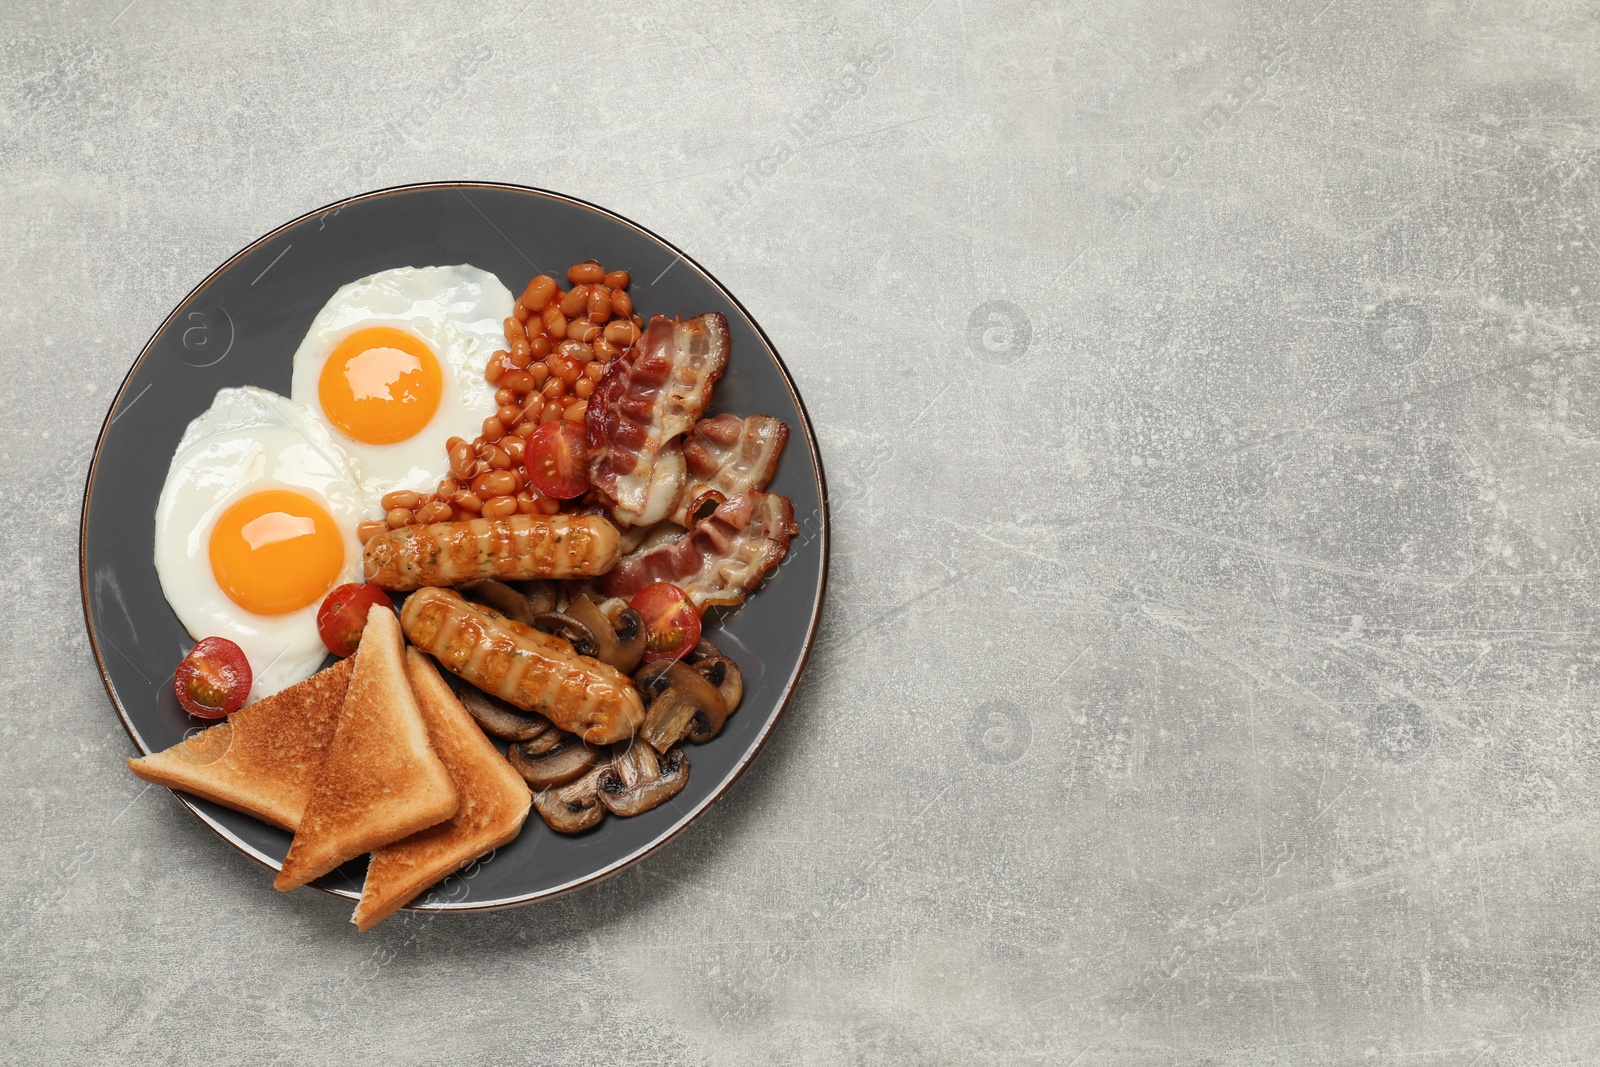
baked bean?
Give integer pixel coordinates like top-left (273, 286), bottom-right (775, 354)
top-left (567, 319), bottom-right (599, 342)
top-left (538, 495), bottom-right (562, 515)
top-left (587, 285), bottom-right (611, 323)
top-left (528, 333), bottom-right (551, 360)
top-left (503, 436), bottom-right (526, 463)
top-left (542, 376), bottom-right (566, 399)
top-left (482, 495), bottom-right (518, 519)
top-left (568, 261), bottom-right (606, 285)
top-left (522, 275), bottom-right (558, 309)
top-left (542, 306), bottom-right (567, 338)
top-left (386, 507), bottom-right (414, 529)
top-left (482, 416), bottom-right (505, 442)
top-left (560, 285), bottom-right (588, 318)
top-left (515, 490), bottom-right (541, 514)
top-left (574, 377), bottom-right (596, 400)
top-left (487, 444), bottom-right (514, 470)
top-left (504, 316), bottom-right (527, 346)
top-left (539, 404), bottom-right (563, 425)
top-left (449, 440), bottom-right (475, 480)
top-left (420, 500), bottom-right (455, 524)
top-left (610, 289), bottom-right (632, 319)
top-left (513, 300), bottom-right (532, 324)
top-left (529, 363), bottom-right (551, 388)
top-left (494, 387), bottom-right (516, 407)
top-left (500, 369), bottom-right (535, 395)
top-left (472, 470), bottom-right (517, 498)
top-left (584, 359), bottom-right (609, 381)
top-left (591, 335), bottom-right (619, 361)
top-left (563, 400), bottom-right (587, 423)
top-left (358, 519), bottom-right (389, 543)
top-left (556, 359), bottom-right (582, 385)
top-left (604, 320), bottom-right (638, 347)
top-left (511, 336), bottom-right (531, 362)
top-left (381, 489), bottom-right (421, 511)
top-left (521, 394), bottom-right (545, 420)
top-left (632, 314), bottom-right (643, 328)
top-left (604, 269), bottom-right (629, 291)
top-left (496, 404), bottom-right (522, 428)
top-left (451, 488), bottom-right (484, 513)
top-left (557, 339), bottom-right (592, 363)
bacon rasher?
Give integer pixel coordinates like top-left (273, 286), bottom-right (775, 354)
top-left (671, 414), bottom-right (789, 526)
top-left (585, 313), bottom-right (729, 527)
top-left (600, 492), bottom-right (798, 611)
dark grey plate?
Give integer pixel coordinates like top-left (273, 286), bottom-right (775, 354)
top-left (80, 183), bottom-right (828, 912)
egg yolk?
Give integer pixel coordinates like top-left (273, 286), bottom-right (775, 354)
top-left (317, 326), bottom-right (443, 444)
top-left (209, 490), bottom-right (344, 615)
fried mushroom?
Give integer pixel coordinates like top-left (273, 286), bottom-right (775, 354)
top-left (532, 764), bottom-right (609, 834)
top-left (455, 683), bottom-right (557, 743)
top-left (530, 611), bottom-right (599, 658)
top-left (507, 735), bottom-right (604, 790)
top-left (459, 579), bottom-right (537, 625)
top-left (565, 594), bottom-right (646, 674)
top-left (635, 660), bottom-right (729, 753)
top-left (599, 742), bottom-right (689, 817)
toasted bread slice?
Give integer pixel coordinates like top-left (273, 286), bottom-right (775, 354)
top-left (274, 606), bottom-right (458, 892)
top-left (351, 650), bottom-right (532, 931)
top-left (126, 657), bottom-right (354, 831)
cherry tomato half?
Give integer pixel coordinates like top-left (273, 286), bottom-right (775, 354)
top-left (523, 420), bottom-right (589, 499)
top-left (317, 583), bottom-right (395, 657)
top-left (173, 637), bottom-right (253, 719)
top-left (630, 582), bottom-right (701, 663)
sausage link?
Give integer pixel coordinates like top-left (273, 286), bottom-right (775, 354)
top-left (401, 588), bottom-right (644, 745)
top-left (362, 513), bottom-right (621, 590)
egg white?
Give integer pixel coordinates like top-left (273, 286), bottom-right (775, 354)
top-left (154, 387), bottom-right (373, 703)
top-left (288, 265), bottom-right (510, 499)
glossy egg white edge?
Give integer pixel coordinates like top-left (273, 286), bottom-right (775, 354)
top-left (286, 264), bottom-right (511, 499)
top-left (154, 387), bottom-right (372, 703)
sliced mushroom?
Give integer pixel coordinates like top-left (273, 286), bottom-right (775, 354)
top-left (635, 659), bottom-right (728, 753)
top-left (507, 735), bottom-right (604, 790)
top-left (599, 742), bottom-right (689, 817)
top-left (603, 601), bottom-right (649, 674)
top-left (684, 639), bottom-right (743, 716)
top-left (532, 764), bottom-right (608, 834)
top-left (456, 683), bottom-right (556, 742)
top-left (509, 579), bottom-right (559, 615)
top-left (459, 579), bottom-right (537, 625)
top-left (564, 593), bottom-right (646, 673)
top-left (530, 611), bottom-right (599, 658)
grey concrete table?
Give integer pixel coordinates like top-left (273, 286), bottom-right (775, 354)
top-left (6, 1), bottom-right (1599, 1063)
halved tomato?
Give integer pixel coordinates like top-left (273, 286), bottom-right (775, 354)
top-left (173, 637), bottom-right (253, 719)
top-left (630, 582), bottom-right (701, 663)
top-left (317, 583), bottom-right (395, 657)
top-left (523, 420), bottom-right (588, 499)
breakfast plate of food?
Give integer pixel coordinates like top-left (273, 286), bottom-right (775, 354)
top-left (80, 183), bottom-right (828, 928)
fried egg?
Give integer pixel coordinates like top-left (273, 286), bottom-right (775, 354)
top-left (288, 265), bottom-right (510, 498)
top-left (155, 387), bottom-right (372, 702)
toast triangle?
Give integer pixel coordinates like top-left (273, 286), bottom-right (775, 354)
top-left (351, 650), bottom-right (532, 931)
top-left (126, 657), bottom-right (354, 832)
top-left (274, 605), bottom-right (458, 892)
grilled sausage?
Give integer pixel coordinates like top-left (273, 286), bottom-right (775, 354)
top-left (400, 587), bottom-right (644, 745)
top-left (364, 514), bottom-right (621, 591)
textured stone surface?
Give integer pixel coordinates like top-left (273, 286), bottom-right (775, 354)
top-left (6, 0), bottom-right (1600, 1063)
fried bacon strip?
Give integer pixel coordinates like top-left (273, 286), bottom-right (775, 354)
top-left (586, 313), bottom-right (729, 527)
top-left (600, 492), bottom-right (798, 611)
top-left (670, 414), bottom-right (789, 526)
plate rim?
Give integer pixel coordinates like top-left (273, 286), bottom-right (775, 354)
top-left (78, 180), bottom-right (831, 912)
